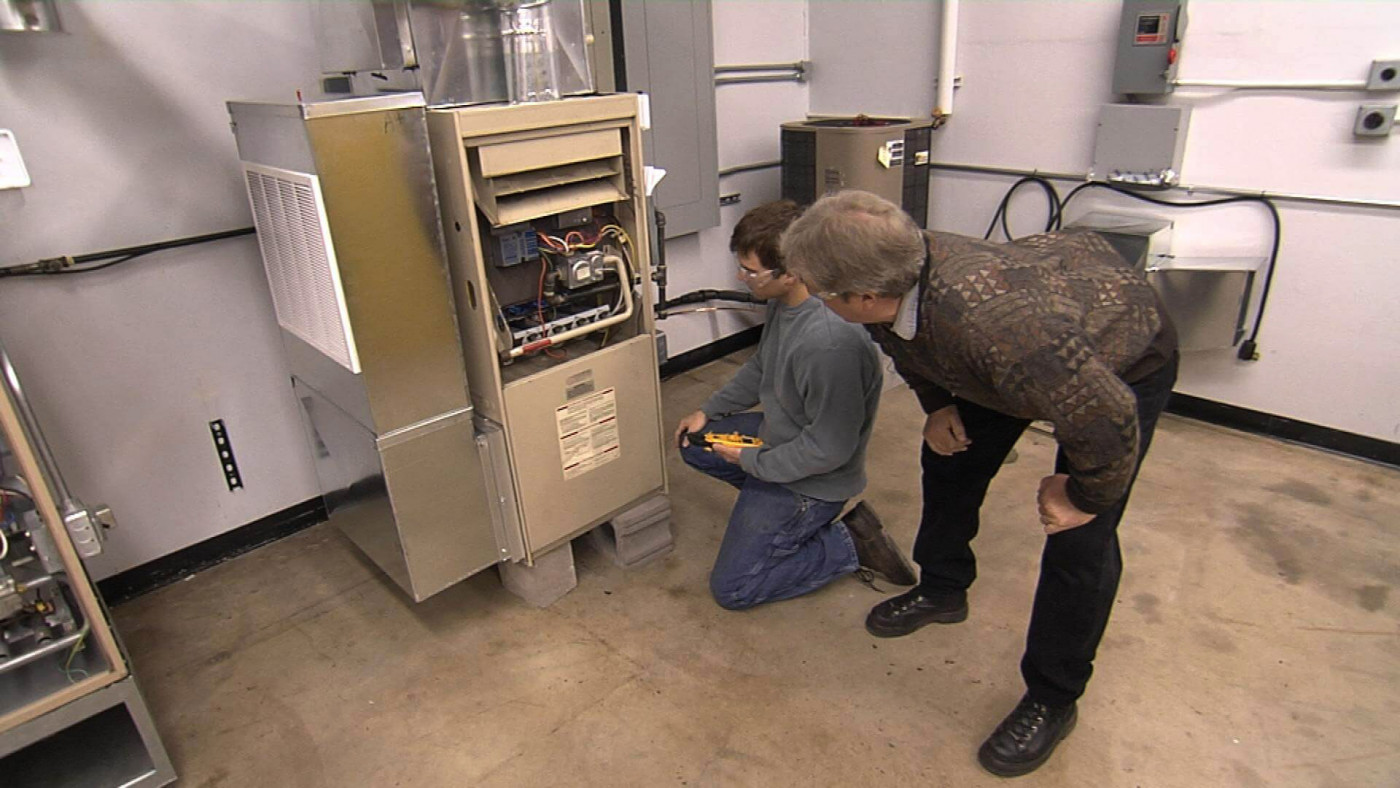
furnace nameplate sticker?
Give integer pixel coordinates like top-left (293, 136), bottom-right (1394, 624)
top-left (556, 387), bottom-right (620, 480)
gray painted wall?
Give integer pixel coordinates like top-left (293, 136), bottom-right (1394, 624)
top-left (0, 2), bottom-right (323, 578)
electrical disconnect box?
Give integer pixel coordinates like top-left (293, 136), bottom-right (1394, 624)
top-left (1113, 0), bottom-right (1186, 96)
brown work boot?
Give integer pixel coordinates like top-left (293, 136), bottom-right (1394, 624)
top-left (841, 501), bottom-right (917, 586)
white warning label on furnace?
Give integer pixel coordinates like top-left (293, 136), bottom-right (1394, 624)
top-left (556, 387), bottom-right (620, 480)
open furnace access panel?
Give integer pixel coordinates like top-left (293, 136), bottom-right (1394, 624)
top-left (428, 95), bottom-right (668, 563)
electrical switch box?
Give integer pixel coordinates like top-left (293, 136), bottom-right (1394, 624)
top-left (1113, 0), bottom-right (1186, 96)
top-left (1090, 104), bottom-right (1191, 187)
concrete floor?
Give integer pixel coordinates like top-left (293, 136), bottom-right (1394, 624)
top-left (114, 351), bottom-right (1400, 787)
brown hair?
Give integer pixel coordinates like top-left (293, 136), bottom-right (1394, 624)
top-left (729, 200), bottom-right (804, 274)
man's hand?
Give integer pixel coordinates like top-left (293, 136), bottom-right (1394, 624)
top-left (1037, 474), bottom-right (1096, 535)
top-left (674, 410), bottom-right (709, 448)
top-left (923, 405), bottom-right (971, 455)
top-left (713, 443), bottom-right (743, 465)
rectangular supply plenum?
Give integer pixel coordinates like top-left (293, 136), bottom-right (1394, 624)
top-left (242, 162), bottom-right (361, 374)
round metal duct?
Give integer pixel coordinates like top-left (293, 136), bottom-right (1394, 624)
top-left (1, 0), bottom-right (63, 33)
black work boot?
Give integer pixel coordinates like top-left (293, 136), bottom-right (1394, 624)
top-left (864, 588), bottom-right (968, 637)
top-left (977, 695), bottom-right (1078, 777)
top-left (841, 501), bottom-right (917, 586)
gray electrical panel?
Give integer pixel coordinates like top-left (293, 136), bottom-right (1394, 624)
top-left (1113, 0), bottom-right (1186, 96)
top-left (1090, 104), bottom-right (1191, 187)
top-left (617, 0), bottom-right (720, 239)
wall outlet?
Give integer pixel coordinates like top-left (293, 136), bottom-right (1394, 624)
top-left (1354, 105), bottom-right (1396, 137)
top-left (1366, 60), bottom-right (1400, 92)
top-left (0, 130), bottom-right (32, 189)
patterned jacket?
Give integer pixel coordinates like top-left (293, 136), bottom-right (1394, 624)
top-left (867, 229), bottom-right (1177, 513)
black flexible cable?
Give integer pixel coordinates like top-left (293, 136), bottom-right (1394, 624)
top-left (983, 176), bottom-right (1062, 241)
top-left (656, 289), bottom-right (759, 320)
top-left (1056, 182), bottom-right (1281, 360)
top-left (49, 253), bottom-right (145, 276)
top-left (660, 289), bottom-right (758, 309)
top-left (0, 227), bottom-right (256, 278)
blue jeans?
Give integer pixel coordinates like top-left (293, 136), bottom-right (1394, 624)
top-left (680, 412), bottom-right (860, 610)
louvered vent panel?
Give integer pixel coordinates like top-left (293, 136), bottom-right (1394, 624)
top-left (469, 128), bottom-right (629, 227)
top-left (242, 163), bottom-right (361, 373)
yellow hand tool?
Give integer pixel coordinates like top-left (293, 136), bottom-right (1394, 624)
top-left (678, 429), bottom-right (764, 450)
top-left (699, 431), bottom-right (763, 449)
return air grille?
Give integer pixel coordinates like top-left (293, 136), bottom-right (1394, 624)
top-left (242, 163), bottom-right (361, 373)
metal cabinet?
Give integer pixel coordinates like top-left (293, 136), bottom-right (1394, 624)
top-left (229, 94), bottom-right (497, 602)
top-left (0, 348), bottom-right (173, 787)
top-left (230, 92), bottom-right (670, 600)
top-left (427, 94), bottom-right (669, 562)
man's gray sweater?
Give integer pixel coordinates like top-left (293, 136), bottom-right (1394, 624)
top-left (701, 296), bottom-right (882, 502)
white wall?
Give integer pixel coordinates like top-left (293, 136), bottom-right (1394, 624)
top-left (811, 0), bottom-right (1400, 444)
top-left (657, 0), bottom-right (811, 359)
top-left (0, 2), bottom-right (323, 577)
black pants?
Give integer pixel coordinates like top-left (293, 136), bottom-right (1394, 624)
top-left (914, 354), bottom-right (1178, 707)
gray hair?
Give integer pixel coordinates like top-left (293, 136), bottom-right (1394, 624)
top-left (781, 190), bottom-right (925, 297)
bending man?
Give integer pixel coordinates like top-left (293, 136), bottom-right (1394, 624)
top-left (783, 190), bottom-right (1178, 777)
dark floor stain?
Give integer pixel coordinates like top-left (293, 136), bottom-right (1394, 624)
top-left (1231, 761), bottom-right (1269, 788)
top-left (194, 767), bottom-right (232, 788)
top-left (875, 489), bottom-right (915, 508)
top-left (665, 584), bottom-right (692, 599)
top-left (1231, 504), bottom-right (1306, 584)
top-left (1132, 592), bottom-right (1162, 623)
top-left (1229, 503), bottom-right (1400, 613)
top-left (1265, 479), bottom-right (1333, 506)
top-left (1357, 585), bottom-right (1389, 612)
top-left (1357, 488), bottom-right (1374, 503)
top-left (1290, 710), bottom-right (1325, 726)
top-left (1101, 633), bottom-right (1144, 650)
top-left (1193, 626), bottom-right (1238, 654)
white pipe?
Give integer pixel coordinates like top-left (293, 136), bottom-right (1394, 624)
top-left (1172, 79), bottom-right (1368, 91)
top-left (935, 0), bottom-right (960, 117)
top-left (508, 254), bottom-right (635, 358)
